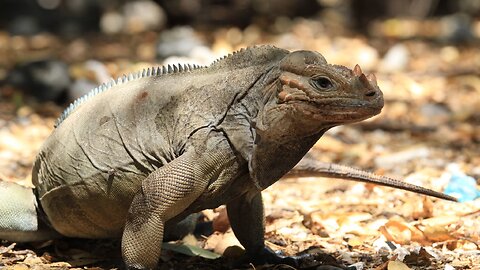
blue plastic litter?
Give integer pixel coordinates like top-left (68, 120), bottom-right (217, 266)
top-left (444, 172), bottom-right (480, 202)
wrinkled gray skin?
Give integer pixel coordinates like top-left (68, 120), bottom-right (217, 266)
top-left (1, 46), bottom-right (384, 269)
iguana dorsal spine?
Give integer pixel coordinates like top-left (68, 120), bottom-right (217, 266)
top-left (55, 63), bottom-right (205, 127)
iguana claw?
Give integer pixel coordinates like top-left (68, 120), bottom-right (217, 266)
top-left (248, 246), bottom-right (307, 267)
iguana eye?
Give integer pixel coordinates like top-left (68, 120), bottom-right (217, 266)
top-left (311, 76), bottom-right (334, 90)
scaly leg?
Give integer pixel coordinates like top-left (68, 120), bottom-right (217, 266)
top-left (227, 191), bottom-right (300, 266)
top-left (122, 144), bottom-right (235, 269)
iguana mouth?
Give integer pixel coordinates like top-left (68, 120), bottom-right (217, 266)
top-left (277, 100), bottom-right (382, 123)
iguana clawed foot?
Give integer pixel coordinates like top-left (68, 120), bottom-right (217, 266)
top-left (248, 246), bottom-right (304, 266)
top-left (244, 246), bottom-right (348, 269)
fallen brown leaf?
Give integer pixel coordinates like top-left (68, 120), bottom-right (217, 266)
top-left (387, 260), bottom-right (412, 270)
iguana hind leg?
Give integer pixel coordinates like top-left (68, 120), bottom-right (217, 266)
top-left (121, 150), bottom-right (220, 269)
top-left (0, 180), bottom-right (59, 242)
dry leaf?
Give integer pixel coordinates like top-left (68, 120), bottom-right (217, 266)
top-left (379, 219), bottom-right (425, 244)
top-left (10, 265), bottom-right (29, 270)
top-left (417, 216), bottom-right (459, 242)
top-left (204, 230), bottom-right (243, 256)
top-left (212, 207), bottom-right (230, 233)
top-left (347, 237), bottom-right (364, 247)
top-left (410, 197), bottom-right (434, 220)
top-left (213, 230), bottom-right (243, 255)
top-left (162, 242), bottom-right (221, 260)
top-left (203, 232), bottom-right (222, 250)
top-left (388, 260), bottom-right (412, 270)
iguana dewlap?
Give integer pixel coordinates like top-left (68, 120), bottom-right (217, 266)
top-left (0, 46), bottom-right (455, 269)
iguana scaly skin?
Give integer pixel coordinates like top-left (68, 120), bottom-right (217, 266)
top-left (0, 46), bottom-right (455, 269)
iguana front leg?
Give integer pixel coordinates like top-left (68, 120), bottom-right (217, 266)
top-left (227, 192), bottom-right (265, 258)
top-left (227, 191), bottom-right (299, 266)
top-left (121, 149), bottom-right (224, 269)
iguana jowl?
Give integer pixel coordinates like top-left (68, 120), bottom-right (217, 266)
top-left (0, 46), bottom-right (455, 269)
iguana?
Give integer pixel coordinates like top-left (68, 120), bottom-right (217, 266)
top-left (0, 46), bottom-right (456, 269)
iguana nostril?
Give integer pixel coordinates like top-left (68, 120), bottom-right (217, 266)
top-left (365, 90), bottom-right (376, 97)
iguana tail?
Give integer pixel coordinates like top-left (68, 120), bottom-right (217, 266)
top-left (288, 158), bottom-right (457, 202)
top-left (0, 180), bottom-right (60, 242)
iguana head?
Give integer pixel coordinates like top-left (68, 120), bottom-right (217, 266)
top-left (250, 50), bottom-right (384, 189)
top-left (256, 50), bottom-right (383, 141)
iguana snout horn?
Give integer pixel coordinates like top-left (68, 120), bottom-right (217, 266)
top-left (353, 64), bottom-right (378, 88)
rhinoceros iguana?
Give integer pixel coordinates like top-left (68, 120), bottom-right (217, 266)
top-left (0, 46), bottom-right (455, 269)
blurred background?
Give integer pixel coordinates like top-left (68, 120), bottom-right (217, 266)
top-left (0, 0), bottom-right (479, 104)
top-left (2, 0), bottom-right (479, 171)
top-left (0, 1), bottom-right (479, 269)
